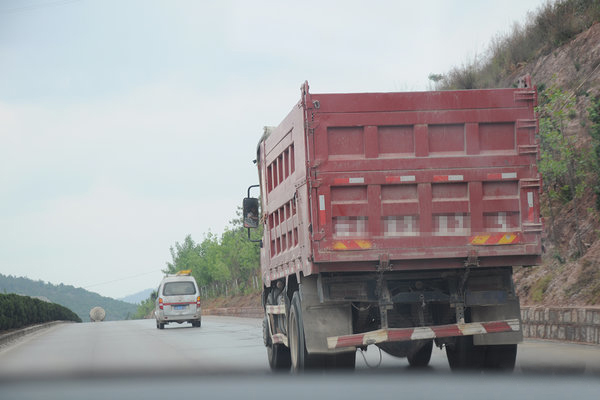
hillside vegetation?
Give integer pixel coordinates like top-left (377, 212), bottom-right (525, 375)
top-left (0, 293), bottom-right (81, 331)
top-left (134, 211), bottom-right (262, 318)
top-left (0, 274), bottom-right (138, 321)
top-left (435, 0), bottom-right (600, 306)
top-left (436, 0), bottom-right (600, 91)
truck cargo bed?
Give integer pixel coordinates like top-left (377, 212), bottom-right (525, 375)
top-left (258, 81), bottom-right (541, 284)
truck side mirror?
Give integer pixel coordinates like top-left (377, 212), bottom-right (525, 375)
top-left (243, 197), bottom-right (260, 229)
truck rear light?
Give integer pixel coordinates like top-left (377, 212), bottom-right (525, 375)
top-left (196, 296), bottom-right (201, 307)
top-left (159, 298), bottom-right (163, 310)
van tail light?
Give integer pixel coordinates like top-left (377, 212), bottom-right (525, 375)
top-left (159, 298), bottom-right (163, 310)
top-left (196, 296), bottom-right (201, 307)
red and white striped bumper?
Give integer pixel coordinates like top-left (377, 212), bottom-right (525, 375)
top-left (327, 319), bottom-right (520, 349)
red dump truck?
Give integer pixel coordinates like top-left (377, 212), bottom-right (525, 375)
top-left (243, 77), bottom-right (542, 372)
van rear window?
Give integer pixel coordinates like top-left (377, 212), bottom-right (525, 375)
top-left (163, 282), bottom-right (196, 296)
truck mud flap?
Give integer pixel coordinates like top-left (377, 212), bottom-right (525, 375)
top-left (327, 319), bottom-right (520, 350)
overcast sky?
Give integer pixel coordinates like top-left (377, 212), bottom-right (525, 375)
top-left (0, 0), bottom-right (548, 299)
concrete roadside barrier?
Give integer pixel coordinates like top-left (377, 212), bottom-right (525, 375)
top-left (0, 321), bottom-right (69, 347)
top-left (521, 306), bottom-right (600, 345)
top-left (202, 307), bottom-right (263, 318)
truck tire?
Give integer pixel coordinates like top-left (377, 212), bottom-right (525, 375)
top-left (158, 322), bottom-right (165, 330)
top-left (378, 342), bottom-right (411, 358)
top-left (289, 291), bottom-right (322, 372)
top-left (484, 344), bottom-right (517, 371)
top-left (326, 351), bottom-right (356, 370)
top-left (407, 340), bottom-right (433, 368)
top-left (446, 336), bottom-right (485, 371)
top-left (264, 314), bottom-right (291, 370)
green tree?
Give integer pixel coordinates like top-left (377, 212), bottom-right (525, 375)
top-left (219, 209), bottom-right (262, 293)
top-left (194, 233), bottom-right (231, 286)
top-left (163, 233), bottom-right (231, 289)
top-left (536, 84), bottom-right (590, 256)
top-left (154, 205), bottom-right (262, 304)
top-left (588, 96), bottom-right (600, 210)
top-left (165, 234), bottom-right (202, 275)
top-left (133, 290), bottom-right (157, 319)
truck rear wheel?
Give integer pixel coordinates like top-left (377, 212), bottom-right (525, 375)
top-left (267, 341), bottom-right (292, 370)
top-left (264, 313), bottom-right (291, 370)
top-left (326, 351), bottom-right (356, 369)
top-left (289, 291), bottom-right (322, 372)
top-left (446, 336), bottom-right (485, 370)
top-left (484, 344), bottom-right (517, 371)
top-left (407, 340), bottom-right (433, 368)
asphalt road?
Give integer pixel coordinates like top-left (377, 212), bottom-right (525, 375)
top-left (1, 316), bottom-right (599, 399)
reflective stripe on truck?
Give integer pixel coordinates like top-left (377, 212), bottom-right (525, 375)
top-left (469, 232), bottom-right (522, 245)
top-left (319, 195), bottom-right (326, 226)
top-left (327, 319), bottom-right (520, 349)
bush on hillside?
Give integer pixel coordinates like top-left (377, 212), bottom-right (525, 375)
top-left (0, 293), bottom-right (81, 331)
top-left (435, 0), bottom-right (600, 89)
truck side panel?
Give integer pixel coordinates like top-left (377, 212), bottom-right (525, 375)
top-left (259, 100), bottom-right (313, 286)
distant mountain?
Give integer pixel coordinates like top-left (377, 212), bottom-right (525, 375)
top-left (119, 288), bottom-right (154, 304)
top-left (0, 274), bottom-right (138, 322)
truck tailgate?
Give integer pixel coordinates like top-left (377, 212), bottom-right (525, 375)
top-left (306, 87), bottom-right (542, 268)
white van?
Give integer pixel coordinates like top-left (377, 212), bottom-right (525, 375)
top-left (155, 271), bottom-right (201, 329)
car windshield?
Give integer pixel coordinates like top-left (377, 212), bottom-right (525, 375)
top-left (163, 282), bottom-right (196, 296)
